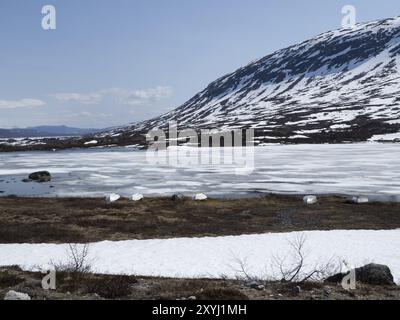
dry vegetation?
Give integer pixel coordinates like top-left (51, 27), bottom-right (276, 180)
top-left (1, 195), bottom-right (400, 243)
top-left (1, 266), bottom-right (400, 300)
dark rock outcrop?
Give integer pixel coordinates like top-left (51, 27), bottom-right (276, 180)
top-left (325, 263), bottom-right (395, 286)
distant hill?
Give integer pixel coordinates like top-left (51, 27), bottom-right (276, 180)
top-left (0, 125), bottom-right (101, 138)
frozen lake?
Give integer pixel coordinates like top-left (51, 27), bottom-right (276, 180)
top-left (0, 143), bottom-right (399, 200)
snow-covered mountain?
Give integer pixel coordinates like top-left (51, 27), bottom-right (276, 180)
top-left (103, 16), bottom-right (400, 144)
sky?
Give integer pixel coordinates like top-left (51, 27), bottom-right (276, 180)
top-left (0, 0), bottom-right (399, 129)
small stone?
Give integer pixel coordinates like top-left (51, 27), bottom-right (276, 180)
top-left (24, 279), bottom-right (42, 289)
top-left (4, 290), bottom-right (31, 300)
top-left (131, 193), bottom-right (144, 201)
top-left (194, 193), bottom-right (208, 201)
top-left (291, 286), bottom-right (301, 296)
top-left (303, 195), bottom-right (318, 205)
top-left (248, 281), bottom-right (264, 289)
top-left (187, 296), bottom-right (197, 300)
top-left (105, 193), bottom-right (121, 203)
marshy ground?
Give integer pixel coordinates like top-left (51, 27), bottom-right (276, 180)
top-left (1, 195), bottom-right (400, 243)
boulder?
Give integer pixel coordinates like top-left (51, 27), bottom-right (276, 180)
top-left (4, 290), bottom-right (31, 300)
top-left (325, 263), bottom-right (395, 286)
top-left (303, 195), bottom-right (318, 205)
top-left (349, 196), bottom-right (369, 204)
top-left (171, 194), bottom-right (185, 201)
top-left (105, 193), bottom-right (121, 204)
top-left (131, 193), bottom-right (144, 201)
top-left (28, 171), bottom-right (51, 182)
top-left (194, 193), bottom-right (208, 201)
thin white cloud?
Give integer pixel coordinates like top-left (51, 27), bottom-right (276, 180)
top-left (0, 99), bottom-right (46, 109)
top-left (104, 86), bottom-right (173, 106)
top-left (50, 93), bottom-right (102, 105)
top-left (66, 111), bottom-right (93, 118)
top-left (51, 86), bottom-right (173, 106)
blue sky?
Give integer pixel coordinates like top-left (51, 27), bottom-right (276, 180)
top-left (0, 0), bottom-right (399, 128)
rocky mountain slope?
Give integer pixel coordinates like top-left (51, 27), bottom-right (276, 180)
top-left (102, 16), bottom-right (400, 145)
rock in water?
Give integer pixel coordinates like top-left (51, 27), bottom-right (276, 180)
top-left (194, 193), bottom-right (208, 201)
top-left (106, 193), bottom-right (121, 203)
top-left (350, 196), bottom-right (369, 204)
top-left (28, 171), bottom-right (51, 182)
top-left (4, 290), bottom-right (31, 300)
top-left (131, 193), bottom-right (144, 201)
top-left (303, 195), bottom-right (318, 205)
top-left (325, 263), bottom-right (395, 286)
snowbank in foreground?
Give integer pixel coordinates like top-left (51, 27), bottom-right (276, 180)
top-left (0, 229), bottom-right (400, 283)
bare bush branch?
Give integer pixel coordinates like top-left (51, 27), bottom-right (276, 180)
top-left (52, 243), bottom-right (92, 274)
top-left (231, 256), bottom-right (253, 281)
top-left (272, 234), bottom-right (341, 283)
top-left (230, 255), bottom-right (266, 282)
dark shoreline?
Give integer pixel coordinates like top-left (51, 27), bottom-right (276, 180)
top-left (0, 134), bottom-right (398, 153)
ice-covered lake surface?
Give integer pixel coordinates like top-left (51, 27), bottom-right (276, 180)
top-left (0, 143), bottom-right (399, 200)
